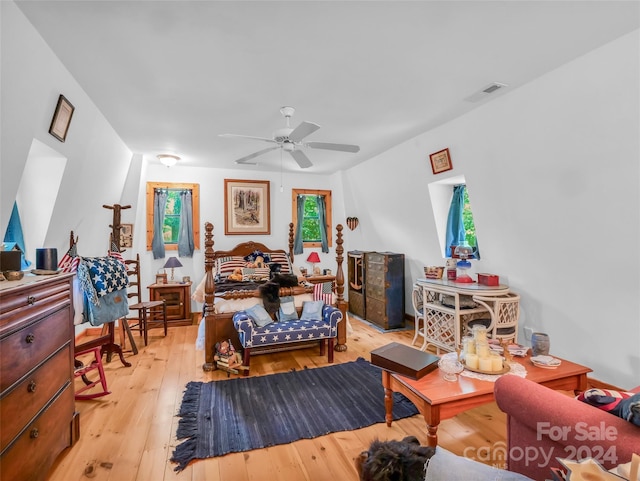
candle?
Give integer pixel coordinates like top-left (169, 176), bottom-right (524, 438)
top-left (465, 353), bottom-right (479, 370)
top-left (476, 342), bottom-right (490, 358)
top-left (491, 355), bottom-right (503, 372)
top-left (463, 336), bottom-right (475, 355)
top-left (479, 357), bottom-right (493, 372)
top-left (472, 325), bottom-right (488, 343)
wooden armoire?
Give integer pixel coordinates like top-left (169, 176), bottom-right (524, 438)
top-left (348, 250), bottom-right (405, 330)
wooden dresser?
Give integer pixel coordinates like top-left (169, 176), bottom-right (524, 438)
top-left (0, 273), bottom-right (79, 480)
top-left (364, 252), bottom-right (405, 330)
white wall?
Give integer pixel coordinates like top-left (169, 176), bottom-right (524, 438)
top-left (133, 162), bottom-right (345, 313)
top-left (1, 2), bottom-right (133, 259)
top-left (341, 30), bottom-right (640, 387)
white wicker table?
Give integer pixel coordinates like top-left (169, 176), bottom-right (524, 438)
top-left (415, 278), bottom-right (510, 354)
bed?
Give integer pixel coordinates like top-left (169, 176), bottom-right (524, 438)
top-left (198, 222), bottom-right (348, 371)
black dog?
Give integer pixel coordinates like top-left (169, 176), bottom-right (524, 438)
top-left (356, 436), bottom-right (436, 481)
top-left (258, 273), bottom-right (299, 315)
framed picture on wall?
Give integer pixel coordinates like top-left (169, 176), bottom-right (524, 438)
top-left (224, 179), bottom-right (271, 235)
top-left (429, 148), bottom-right (453, 175)
top-left (49, 94), bottom-right (75, 142)
top-left (120, 224), bottom-right (133, 248)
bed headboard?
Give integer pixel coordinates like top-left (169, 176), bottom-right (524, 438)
top-left (212, 222), bottom-right (296, 263)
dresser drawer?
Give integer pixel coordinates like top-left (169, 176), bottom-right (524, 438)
top-left (0, 278), bottom-right (72, 337)
top-left (0, 306), bottom-right (72, 392)
top-left (0, 345), bottom-right (71, 451)
top-left (0, 384), bottom-right (74, 481)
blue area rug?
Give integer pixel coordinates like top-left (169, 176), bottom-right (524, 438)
top-left (171, 357), bottom-right (419, 471)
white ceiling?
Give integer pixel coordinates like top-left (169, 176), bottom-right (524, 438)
top-left (15, 1), bottom-right (640, 174)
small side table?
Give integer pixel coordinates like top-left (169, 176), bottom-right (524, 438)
top-left (148, 282), bottom-right (192, 327)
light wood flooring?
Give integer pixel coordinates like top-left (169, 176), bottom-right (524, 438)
top-left (49, 317), bottom-right (508, 481)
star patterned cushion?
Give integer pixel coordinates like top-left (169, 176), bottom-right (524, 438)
top-left (233, 304), bottom-right (342, 349)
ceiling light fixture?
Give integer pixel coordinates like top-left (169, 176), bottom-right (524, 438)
top-left (157, 154), bottom-right (180, 167)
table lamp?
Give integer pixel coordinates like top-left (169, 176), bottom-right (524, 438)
top-left (306, 251), bottom-right (321, 275)
top-left (163, 256), bottom-right (183, 282)
top-left (454, 243), bottom-right (475, 283)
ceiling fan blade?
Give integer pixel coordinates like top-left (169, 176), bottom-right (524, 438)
top-left (290, 149), bottom-right (313, 169)
top-left (305, 141), bottom-right (360, 153)
top-left (235, 146), bottom-right (280, 164)
top-left (288, 121), bottom-right (321, 142)
top-left (220, 133), bottom-right (277, 144)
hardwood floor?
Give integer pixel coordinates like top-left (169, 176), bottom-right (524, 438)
top-left (49, 316), bottom-right (508, 481)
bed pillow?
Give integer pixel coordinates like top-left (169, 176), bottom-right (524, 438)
top-left (245, 304), bottom-right (273, 327)
top-left (266, 251), bottom-right (292, 274)
top-left (216, 256), bottom-right (246, 278)
top-left (243, 250), bottom-right (271, 264)
top-left (301, 300), bottom-right (324, 321)
top-left (277, 296), bottom-right (299, 322)
top-left (241, 267), bottom-right (270, 281)
top-left (576, 388), bottom-right (640, 426)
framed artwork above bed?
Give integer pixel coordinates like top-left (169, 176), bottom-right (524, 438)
top-left (224, 179), bottom-right (271, 235)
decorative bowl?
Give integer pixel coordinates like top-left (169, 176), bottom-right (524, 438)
top-left (438, 357), bottom-right (464, 381)
top-left (3, 270), bottom-right (24, 281)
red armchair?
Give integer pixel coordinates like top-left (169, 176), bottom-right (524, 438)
top-left (494, 375), bottom-right (640, 481)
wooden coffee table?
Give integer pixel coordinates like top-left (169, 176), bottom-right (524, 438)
top-left (382, 355), bottom-right (592, 447)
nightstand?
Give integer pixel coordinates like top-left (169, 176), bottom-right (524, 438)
top-left (148, 282), bottom-right (192, 326)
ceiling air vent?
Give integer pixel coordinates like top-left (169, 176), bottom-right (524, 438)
top-left (464, 82), bottom-right (508, 102)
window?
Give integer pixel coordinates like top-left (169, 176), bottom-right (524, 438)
top-left (447, 184), bottom-right (480, 258)
top-left (461, 187), bottom-right (478, 249)
top-left (146, 182), bottom-right (200, 252)
top-left (428, 175), bottom-right (480, 258)
top-left (291, 189), bottom-right (332, 248)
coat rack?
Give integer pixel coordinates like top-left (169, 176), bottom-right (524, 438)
top-left (103, 203), bottom-right (131, 252)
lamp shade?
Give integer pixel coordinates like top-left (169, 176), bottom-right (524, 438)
top-left (306, 252), bottom-right (321, 263)
top-left (163, 256), bottom-right (183, 269)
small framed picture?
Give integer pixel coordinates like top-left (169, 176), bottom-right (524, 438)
top-left (155, 273), bottom-right (167, 285)
top-left (49, 94), bottom-right (75, 142)
top-left (120, 224), bottom-right (133, 248)
top-left (429, 148), bottom-right (453, 175)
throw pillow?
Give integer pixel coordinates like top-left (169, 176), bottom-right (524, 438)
top-left (301, 300), bottom-right (324, 321)
top-left (576, 388), bottom-right (640, 427)
top-left (245, 304), bottom-right (273, 328)
top-left (277, 296), bottom-right (299, 322)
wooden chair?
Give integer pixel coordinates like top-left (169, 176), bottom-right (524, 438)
top-left (74, 346), bottom-right (110, 400)
top-left (124, 254), bottom-right (168, 346)
top-left (467, 293), bottom-right (521, 343)
top-left (411, 284), bottom-right (427, 350)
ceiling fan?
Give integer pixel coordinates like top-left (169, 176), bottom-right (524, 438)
top-left (220, 106), bottom-right (360, 168)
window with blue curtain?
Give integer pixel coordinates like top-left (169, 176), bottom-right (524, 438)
top-left (292, 189), bottom-right (332, 255)
top-left (2, 202), bottom-right (31, 269)
top-left (148, 182), bottom-right (200, 259)
top-left (445, 184), bottom-right (480, 259)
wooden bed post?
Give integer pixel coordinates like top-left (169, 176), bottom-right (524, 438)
top-left (203, 222), bottom-right (216, 371)
top-left (334, 224), bottom-right (348, 351)
top-left (288, 222), bottom-right (295, 263)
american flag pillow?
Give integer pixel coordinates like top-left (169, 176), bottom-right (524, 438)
top-left (267, 252), bottom-right (292, 274)
top-left (216, 256), bottom-right (246, 277)
top-left (313, 281), bottom-right (333, 305)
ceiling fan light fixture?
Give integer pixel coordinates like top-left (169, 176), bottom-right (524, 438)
top-left (157, 154), bottom-right (180, 167)
top-left (280, 106), bottom-right (295, 119)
